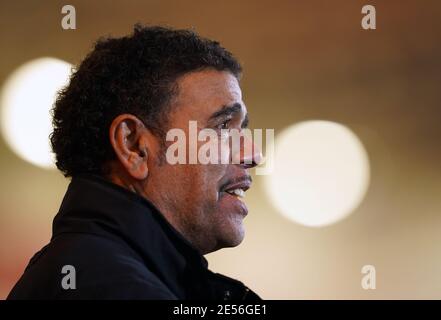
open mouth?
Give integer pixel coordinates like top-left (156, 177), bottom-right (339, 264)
top-left (225, 188), bottom-right (245, 198)
top-left (219, 175), bottom-right (252, 202)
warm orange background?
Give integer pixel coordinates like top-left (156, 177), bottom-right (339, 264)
top-left (1, 0), bottom-right (440, 299)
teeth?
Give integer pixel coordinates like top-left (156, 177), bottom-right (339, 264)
top-left (226, 189), bottom-right (245, 198)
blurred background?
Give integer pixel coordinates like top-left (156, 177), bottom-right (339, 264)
top-left (1, 0), bottom-right (440, 299)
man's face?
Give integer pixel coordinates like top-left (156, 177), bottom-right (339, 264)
top-left (144, 69), bottom-right (261, 254)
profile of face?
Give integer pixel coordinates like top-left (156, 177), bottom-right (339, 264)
top-left (108, 69), bottom-right (262, 254)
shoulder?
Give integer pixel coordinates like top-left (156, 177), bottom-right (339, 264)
top-left (9, 233), bottom-right (176, 300)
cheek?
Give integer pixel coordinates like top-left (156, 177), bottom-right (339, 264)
top-left (192, 164), bottom-right (227, 198)
top-left (158, 161), bottom-right (227, 206)
top-left (219, 133), bottom-right (231, 164)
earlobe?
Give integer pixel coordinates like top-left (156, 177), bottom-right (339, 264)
top-left (109, 114), bottom-right (150, 180)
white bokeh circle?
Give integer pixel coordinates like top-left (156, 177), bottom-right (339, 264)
top-left (0, 57), bottom-right (72, 169)
top-left (264, 120), bottom-right (370, 227)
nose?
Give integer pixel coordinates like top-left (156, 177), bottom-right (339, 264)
top-left (239, 134), bottom-right (263, 169)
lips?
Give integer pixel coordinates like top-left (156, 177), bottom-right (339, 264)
top-left (219, 175), bottom-right (252, 216)
top-left (220, 175), bottom-right (252, 198)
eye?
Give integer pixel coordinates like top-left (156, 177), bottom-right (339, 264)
top-left (217, 119), bottom-right (231, 130)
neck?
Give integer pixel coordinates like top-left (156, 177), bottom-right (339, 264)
top-left (105, 163), bottom-right (147, 198)
top-left (104, 163), bottom-right (213, 255)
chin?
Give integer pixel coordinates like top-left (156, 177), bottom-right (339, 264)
top-left (219, 221), bottom-right (245, 248)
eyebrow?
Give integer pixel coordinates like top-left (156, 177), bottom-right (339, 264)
top-left (208, 102), bottom-right (249, 128)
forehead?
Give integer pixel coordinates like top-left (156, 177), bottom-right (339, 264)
top-left (172, 69), bottom-right (245, 120)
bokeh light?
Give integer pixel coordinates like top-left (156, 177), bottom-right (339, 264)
top-left (265, 120), bottom-right (370, 227)
top-left (0, 57), bottom-right (72, 169)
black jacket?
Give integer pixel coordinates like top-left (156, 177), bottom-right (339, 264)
top-left (7, 175), bottom-right (261, 300)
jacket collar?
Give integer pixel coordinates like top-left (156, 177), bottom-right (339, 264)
top-left (52, 174), bottom-right (209, 299)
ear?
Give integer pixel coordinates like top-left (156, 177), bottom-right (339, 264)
top-left (109, 114), bottom-right (150, 180)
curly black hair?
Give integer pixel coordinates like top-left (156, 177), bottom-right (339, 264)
top-left (50, 24), bottom-right (242, 177)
